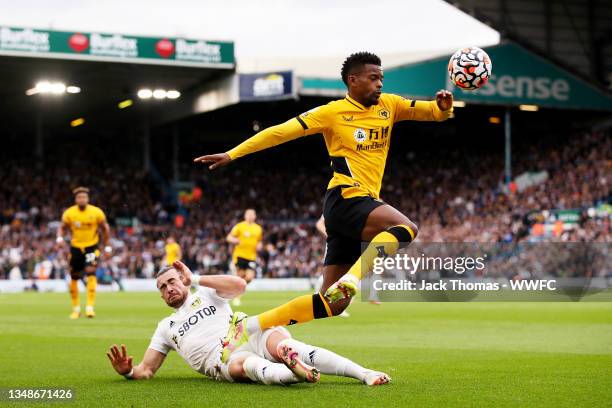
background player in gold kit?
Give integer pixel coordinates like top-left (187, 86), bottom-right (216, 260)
top-left (227, 209), bottom-right (263, 306)
top-left (163, 236), bottom-right (182, 266)
top-left (57, 187), bottom-right (111, 319)
top-left (195, 52), bottom-right (453, 342)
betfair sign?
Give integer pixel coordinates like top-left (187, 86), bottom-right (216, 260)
top-left (0, 26), bottom-right (234, 68)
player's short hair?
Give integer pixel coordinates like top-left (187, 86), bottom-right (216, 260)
top-left (341, 52), bottom-right (381, 85)
top-left (155, 266), bottom-right (176, 279)
top-left (73, 186), bottom-right (89, 196)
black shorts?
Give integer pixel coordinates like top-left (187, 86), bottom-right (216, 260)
top-left (323, 185), bottom-right (385, 265)
top-left (235, 257), bottom-right (257, 271)
top-left (69, 245), bottom-right (99, 276)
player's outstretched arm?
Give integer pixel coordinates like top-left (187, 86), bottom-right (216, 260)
top-left (193, 118), bottom-right (307, 170)
top-left (200, 274), bottom-right (247, 299)
top-left (394, 90), bottom-right (454, 122)
top-left (172, 260), bottom-right (246, 299)
top-left (107, 344), bottom-right (165, 380)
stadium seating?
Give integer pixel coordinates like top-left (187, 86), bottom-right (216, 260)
top-left (0, 129), bottom-right (609, 280)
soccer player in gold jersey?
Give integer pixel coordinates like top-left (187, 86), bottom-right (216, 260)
top-left (227, 209), bottom-right (263, 306)
top-left (57, 187), bottom-right (111, 319)
top-left (194, 52), bottom-right (453, 343)
top-left (164, 236), bottom-right (182, 266)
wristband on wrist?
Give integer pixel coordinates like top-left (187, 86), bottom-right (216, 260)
top-left (191, 274), bottom-right (201, 286)
top-left (123, 368), bottom-right (134, 379)
top-left (104, 245), bottom-right (112, 253)
top-left (56, 236), bottom-right (63, 243)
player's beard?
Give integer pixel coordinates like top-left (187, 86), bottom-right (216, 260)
top-left (166, 291), bottom-right (187, 308)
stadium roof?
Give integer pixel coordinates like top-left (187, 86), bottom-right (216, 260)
top-left (0, 0), bottom-right (499, 78)
top-left (0, 27), bottom-right (235, 134)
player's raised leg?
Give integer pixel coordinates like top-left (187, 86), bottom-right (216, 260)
top-left (325, 204), bottom-right (417, 302)
top-left (225, 212), bottom-right (414, 340)
top-left (240, 269), bottom-right (357, 335)
top-left (222, 291), bottom-right (335, 359)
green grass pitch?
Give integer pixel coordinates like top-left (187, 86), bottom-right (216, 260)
top-left (1, 291), bottom-right (610, 407)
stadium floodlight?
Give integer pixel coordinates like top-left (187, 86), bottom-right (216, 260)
top-left (519, 104), bottom-right (539, 112)
top-left (27, 81), bottom-right (80, 96)
top-left (138, 89), bottom-right (153, 99)
top-left (452, 100), bottom-right (466, 108)
top-left (50, 82), bottom-right (66, 94)
top-left (35, 81), bottom-right (53, 93)
top-left (166, 90), bottom-right (181, 99)
top-left (118, 99), bottom-right (134, 109)
top-left (138, 88), bottom-right (180, 101)
top-left (153, 89), bottom-right (167, 99)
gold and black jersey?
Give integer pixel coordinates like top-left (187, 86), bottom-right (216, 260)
top-left (61, 204), bottom-right (107, 249)
top-left (227, 93), bottom-right (452, 200)
top-left (229, 221), bottom-right (263, 263)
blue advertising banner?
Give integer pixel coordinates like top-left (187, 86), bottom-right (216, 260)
top-left (239, 71), bottom-right (294, 101)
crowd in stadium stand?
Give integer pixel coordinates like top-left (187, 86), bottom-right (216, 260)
top-left (0, 128), bottom-right (609, 281)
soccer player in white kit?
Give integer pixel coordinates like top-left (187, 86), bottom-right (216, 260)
top-left (106, 261), bottom-right (390, 386)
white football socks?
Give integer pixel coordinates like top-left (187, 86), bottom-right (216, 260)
top-left (243, 356), bottom-right (300, 385)
top-left (279, 339), bottom-right (368, 382)
top-left (245, 316), bottom-right (263, 335)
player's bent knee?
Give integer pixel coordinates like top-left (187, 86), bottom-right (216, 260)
top-left (387, 222), bottom-right (418, 248)
top-left (229, 357), bottom-right (248, 380)
top-left (266, 329), bottom-right (291, 361)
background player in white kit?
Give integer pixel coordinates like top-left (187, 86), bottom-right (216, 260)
top-left (106, 261), bottom-right (389, 386)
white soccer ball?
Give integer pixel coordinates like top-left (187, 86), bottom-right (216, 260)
top-left (448, 47), bottom-right (492, 90)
